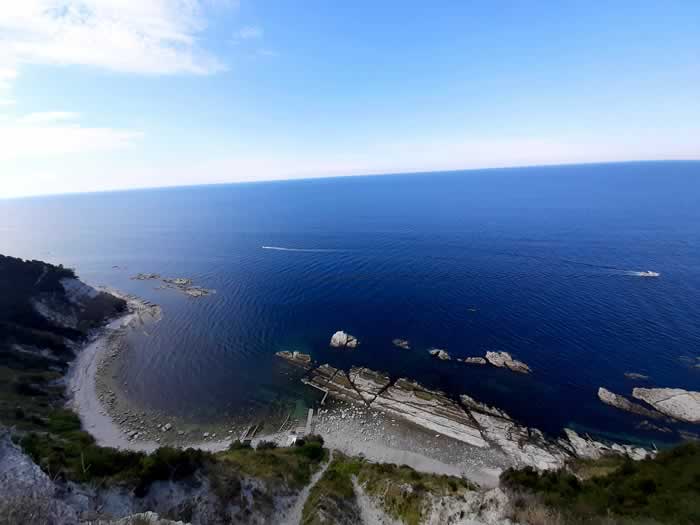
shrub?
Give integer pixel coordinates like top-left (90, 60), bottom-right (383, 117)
top-left (228, 440), bottom-right (252, 451)
top-left (256, 440), bottom-right (278, 450)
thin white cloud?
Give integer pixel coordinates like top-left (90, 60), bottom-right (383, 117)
top-left (0, 0), bottom-right (227, 85)
top-left (18, 111), bottom-right (80, 124)
top-left (234, 25), bottom-right (263, 40)
top-left (0, 112), bottom-right (142, 161)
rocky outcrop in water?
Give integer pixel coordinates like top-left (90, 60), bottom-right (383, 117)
top-left (598, 387), bottom-right (664, 419)
top-left (624, 372), bottom-right (649, 380)
top-left (373, 379), bottom-right (488, 448)
top-left (484, 351), bottom-right (531, 374)
top-left (428, 348), bottom-right (451, 361)
top-left (459, 357), bottom-right (487, 365)
top-left (287, 354), bottom-right (656, 470)
top-left (392, 338), bottom-right (410, 350)
top-left (460, 395), bottom-right (571, 470)
top-left (348, 367), bottom-right (391, 404)
top-left (632, 388), bottom-right (700, 424)
top-left (562, 429), bottom-right (650, 461)
top-left (276, 351), bottom-right (313, 369)
top-left (131, 273), bottom-right (214, 298)
top-left (330, 331), bottom-right (359, 349)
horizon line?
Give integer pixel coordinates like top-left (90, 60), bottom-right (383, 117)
top-left (3, 158), bottom-right (699, 201)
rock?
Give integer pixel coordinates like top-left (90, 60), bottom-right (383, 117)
top-left (275, 350), bottom-right (313, 369)
top-left (131, 273), bottom-right (161, 281)
top-left (428, 348), bottom-right (451, 361)
top-left (679, 430), bottom-right (699, 442)
top-left (303, 364), bottom-right (365, 404)
top-left (462, 357), bottom-right (487, 365)
top-left (372, 379), bottom-right (487, 447)
top-left (348, 367), bottom-right (391, 405)
top-left (203, 432), bottom-right (210, 438)
top-left (461, 395), bottom-right (570, 470)
top-left (163, 423), bottom-right (172, 431)
top-left (330, 331), bottom-right (359, 349)
top-left (625, 372), bottom-right (649, 380)
top-left (392, 338), bottom-right (411, 350)
top-left (597, 387), bottom-right (664, 419)
top-left (563, 429), bottom-right (652, 461)
top-left (636, 420), bottom-right (673, 433)
top-left (632, 388), bottom-right (700, 423)
top-left (484, 351), bottom-right (531, 374)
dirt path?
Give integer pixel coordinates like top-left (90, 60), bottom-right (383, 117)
top-left (278, 450), bottom-right (334, 525)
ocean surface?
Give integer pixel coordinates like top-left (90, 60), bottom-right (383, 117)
top-left (2, 161), bottom-right (700, 446)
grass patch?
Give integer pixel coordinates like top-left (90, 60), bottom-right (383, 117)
top-left (302, 453), bottom-right (477, 525)
top-left (216, 440), bottom-right (328, 490)
top-left (358, 462), bottom-right (476, 525)
top-left (501, 443), bottom-right (700, 525)
top-left (301, 452), bottom-right (361, 525)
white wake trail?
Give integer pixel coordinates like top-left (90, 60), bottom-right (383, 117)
top-left (261, 246), bottom-right (344, 253)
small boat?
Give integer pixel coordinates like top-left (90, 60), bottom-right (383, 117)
top-left (637, 271), bottom-right (660, 277)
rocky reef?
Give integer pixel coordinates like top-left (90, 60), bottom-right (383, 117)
top-left (391, 338), bottom-right (410, 349)
top-left (275, 351), bottom-right (313, 369)
top-left (280, 354), bottom-right (654, 470)
top-left (428, 348), bottom-right (451, 360)
top-left (632, 387), bottom-right (700, 424)
top-left (484, 351), bottom-right (531, 374)
top-left (598, 387), bottom-right (665, 419)
top-left (131, 273), bottom-right (214, 298)
top-left (459, 356), bottom-right (487, 365)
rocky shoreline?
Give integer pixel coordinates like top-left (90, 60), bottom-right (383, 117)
top-left (69, 289), bottom-right (696, 477)
top-left (277, 352), bottom-right (654, 471)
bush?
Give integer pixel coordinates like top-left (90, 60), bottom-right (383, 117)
top-left (228, 440), bottom-right (252, 451)
top-left (295, 441), bottom-right (324, 461)
top-left (501, 443), bottom-right (700, 525)
top-left (256, 440), bottom-right (278, 450)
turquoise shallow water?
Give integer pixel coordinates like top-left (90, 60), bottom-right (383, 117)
top-left (2, 161), bottom-right (699, 446)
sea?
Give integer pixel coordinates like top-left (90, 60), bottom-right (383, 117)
top-left (2, 161), bottom-right (699, 447)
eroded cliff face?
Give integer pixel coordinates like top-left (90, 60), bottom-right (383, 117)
top-left (1, 254), bottom-right (126, 364)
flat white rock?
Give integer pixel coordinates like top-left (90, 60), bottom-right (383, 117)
top-left (632, 388), bottom-right (700, 423)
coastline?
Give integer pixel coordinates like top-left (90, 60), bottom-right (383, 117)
top-left (67, 290), bottom-right (162, 452)
top-left (64, 288), bottom-right (509, 485)
top-left (65, 285), bottom-right (660, 490)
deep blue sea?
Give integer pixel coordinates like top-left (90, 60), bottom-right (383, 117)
top-left (2, 161), bottom-right (699, 446)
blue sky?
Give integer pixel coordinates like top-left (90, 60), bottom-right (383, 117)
top-left (1, 1), bottom-right (699, 198)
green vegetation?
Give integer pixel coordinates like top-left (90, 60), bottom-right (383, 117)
top-left (301, 452), bottom-right (477, 525)
top-left (501, 443), bottom-right (700, 525)
top-left (302, 452), bottom-right (361, 525)
top-left (216, 436), bottom-right (328, 490)
top-left (358, 461), bottom-right (476, 525)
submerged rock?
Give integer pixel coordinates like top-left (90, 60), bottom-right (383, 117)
top-left (275, 351), bottom-right (313, 369)
top-left (484, 351), bottom-right (531, 374)
top-left (636, 420), bottom-right (673, 433)
top-left (598, 387), bottom-right (664, 419)
top-left (462, 357), bottom-right (487, 365)
top-left (330, 331), bottom-right (360, 349)
top-left (392, 338), bottom-right (411, 350)
top-left (624, 372), bottom-right (649, 380)
top-left (632, 388), bottom-right (700, 423)
top-left (428, 348), bottom-right (451, 361)
top-left (131, 273), bottom-right (161, 280)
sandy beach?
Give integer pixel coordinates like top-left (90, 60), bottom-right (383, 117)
top-left (66, 288), bottom-right (510, 487)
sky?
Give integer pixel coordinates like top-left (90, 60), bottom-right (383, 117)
top-left (1, 1), bottom-right (699, 199)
